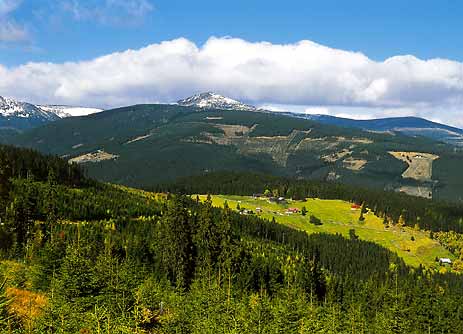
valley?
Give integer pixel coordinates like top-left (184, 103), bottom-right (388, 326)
top-left (197, 194), bottom-right (454, 268)
top-left (1, 143), bottom-right (463, 332)
top-left (2, 2), bottom-right (463, 331)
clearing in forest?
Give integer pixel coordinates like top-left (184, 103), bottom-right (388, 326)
top-left (69, 150), bottom-right (119, 164)
top-left (197, 194), bottom-right (453, 269)
top-left (389, 151), bottom-right (439, 181)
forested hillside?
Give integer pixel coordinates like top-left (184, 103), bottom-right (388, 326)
top-left (6, 104), bottom-right (463, 202)
top-left (1, 145), bottom-right (463, 333)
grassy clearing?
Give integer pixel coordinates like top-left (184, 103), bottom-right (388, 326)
top-left (197, 194), bottom-right (453, 268)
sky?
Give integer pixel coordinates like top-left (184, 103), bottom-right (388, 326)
top-left (0, 0), bottom-right (462, 127)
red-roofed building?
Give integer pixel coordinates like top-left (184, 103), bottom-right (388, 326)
top-left (286, 208), bottom-right (300, 213)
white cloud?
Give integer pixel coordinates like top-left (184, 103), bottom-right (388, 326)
top-left (0, 0), bottom-right (28, 42)
top-left (0, 37), bottom-right (462, 127)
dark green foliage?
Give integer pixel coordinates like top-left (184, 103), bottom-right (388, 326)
top-left (163, 171), bottom-right (463, 233)
top-left (301, 206), bottom-right (307, 216)
top-left (309, 215), bottom-right (322, 226)
top-left (349, 229), bottom-right (359, 240)
top-left (159, 195), bottom-right (195, 288)
top-left (1, 145), bottom-right (463, 332)
top-left (0, 144), bottom-right (87, 187)
top-left (359, 210), bottom-right (365, 222)
top-left (6, 103), bottom-right (463, 202)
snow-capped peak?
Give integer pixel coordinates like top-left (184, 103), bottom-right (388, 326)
top-left (0, 96), bottom-right (57, 120)
top-left (0, 96), bottom-right (102, 119)
top-left (0, 95), bottom-right (103, 130)
top-left (177, 92), bottom-right (257, 111)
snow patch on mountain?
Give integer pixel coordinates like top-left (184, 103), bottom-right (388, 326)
top-left (177, 92), bottom-right (257, 111)
top-left (0, 96), bottom-right (103, 131)
top-left (38, 105), bottom-right (103, 118)
top-left (0, 96), bottom-right (58, 121)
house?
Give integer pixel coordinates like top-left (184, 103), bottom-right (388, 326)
top-left (351, 204), bottom-right (361, 210)
top-left (286, 208), bottom-right (300, 214)
top-left (269, 197), bottom-right (286, 204)
top-left (439, 258), bottom-right (452, 265)
top-left (256, 207), bottom-right (262, 213)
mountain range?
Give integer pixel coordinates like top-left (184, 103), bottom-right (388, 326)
top-left (4, 92), bottom-right (463, 203)
top-left (290, 114), bottom-right (463, 147)
top-left (0, 95), bottom-right (102, 132)
top-left (2, 93), bottom-right (462, 147)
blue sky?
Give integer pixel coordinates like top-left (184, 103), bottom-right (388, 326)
top-left (0, 0), bottom-right (462, 127)
top-left (2, 0), bottom-right (463, 66)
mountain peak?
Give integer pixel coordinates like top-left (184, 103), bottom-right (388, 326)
top-left (0, 96), bottom-right (103, 131)
top-left (177, 92), bottom-right (256, 111)
top-left (0, 95), bottom-right (56, 120)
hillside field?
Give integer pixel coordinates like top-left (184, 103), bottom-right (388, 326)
top-left (197, 194), bottom-right (453, 268)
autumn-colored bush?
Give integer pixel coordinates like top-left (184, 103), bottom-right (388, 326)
top-left (6, 288), bottom-right (47, 330)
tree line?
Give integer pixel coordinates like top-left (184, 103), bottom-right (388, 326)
top-left (158, 171), bottom-right (463, 233)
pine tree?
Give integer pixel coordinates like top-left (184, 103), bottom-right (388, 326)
top-left (44, 168), bottom-right (59, 243)
top-left (5, 177), bottom-right (37, 248)
top-left (301, 206), bottom-right (307, 216)
top-left (193, 194), bottom-right (216, 278)
top-left (160, 195), bottom-right (194, 288)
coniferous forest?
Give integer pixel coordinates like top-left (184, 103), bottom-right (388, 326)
top-left (1, 145), bottom-right (463, 333)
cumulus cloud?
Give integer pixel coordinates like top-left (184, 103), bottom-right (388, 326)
top-left (60, 0), bottom-right (154, 25)
top-left (0, 0), bottom-right (28, 42)
top-left (0, 37), bottom-right (462, 127)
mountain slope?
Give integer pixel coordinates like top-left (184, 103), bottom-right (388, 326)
top-left (292, 114), bottom-right (463, 146)
top-left (7, 97), bottom-right (463, 202)
top-left (0, 96), bottom-right (102, 134)
top-left (0, 96), bottom-right (60, 130)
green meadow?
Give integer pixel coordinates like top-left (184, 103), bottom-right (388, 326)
top-left (198, 194), bottom-right (454, 269)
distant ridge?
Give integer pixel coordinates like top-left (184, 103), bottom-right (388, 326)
top-left (286, 113), bottom-right (463, 146)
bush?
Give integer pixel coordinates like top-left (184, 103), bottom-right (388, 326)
top-left (309, 215), bottom-right (322, 226)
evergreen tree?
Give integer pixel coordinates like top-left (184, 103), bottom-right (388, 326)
top-left (301, 206), bottom-right (307, 216)
top-left (5, 176), bottom-right (37, 248)
top-left (160, 195), bottom-right (195, 288)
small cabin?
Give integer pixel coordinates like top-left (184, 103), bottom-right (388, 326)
top-left (269, 197), bottom-right (286, 204)
top-left (351, 204), bottom-right (361, 210)
top-left (286, 208), bottom-right (300, 214)
top-left (439, 258), bottom-right (452, 265)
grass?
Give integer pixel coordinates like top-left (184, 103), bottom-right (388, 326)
top-left (197, 194), bottom-right (454, 268)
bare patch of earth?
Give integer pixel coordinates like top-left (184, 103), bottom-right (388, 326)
top-left (69, 150), bottom-right (119, 164)
top-left (125, 134), bottom-right (152, 145)
top-left (398, 185), bottom-right (433, 199)
top-left (389, 151), bottom-right (439, 181)
top-left (343, 157), bottom-right (368, 171)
